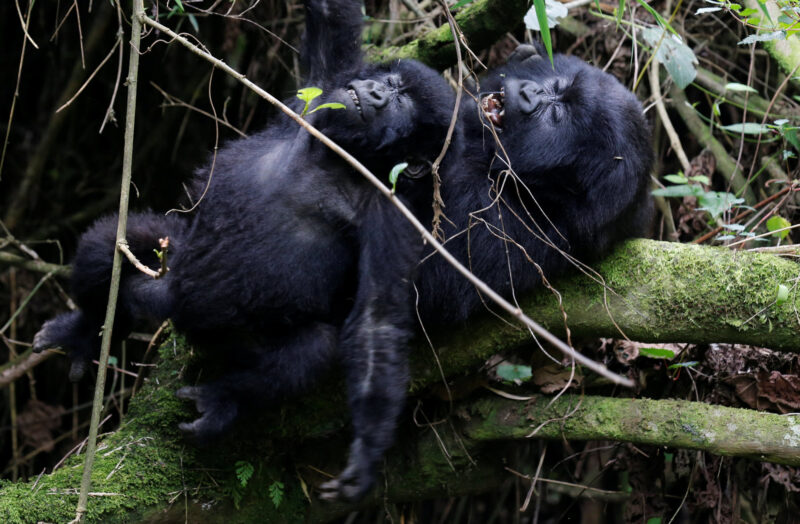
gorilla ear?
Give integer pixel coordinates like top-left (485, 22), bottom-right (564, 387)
top-left (508, 43), bottom-right (543, 65)
top-left (403, 160), bottom-right (432, 179)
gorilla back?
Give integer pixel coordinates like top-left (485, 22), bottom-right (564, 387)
top-left (33, 0), bottom-right (457, 503)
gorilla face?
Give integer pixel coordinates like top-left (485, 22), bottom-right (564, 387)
top-left (479, 45), bottom-right (650, 185)
top-left (315, 60), bottom-right (456, 174)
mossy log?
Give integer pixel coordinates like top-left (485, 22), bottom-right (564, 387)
top-left (2, 239), bottom-right (800, 522)
top-left (371, 0), bottom-right (529, 70)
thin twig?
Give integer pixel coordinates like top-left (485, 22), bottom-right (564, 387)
top-left (73, 0), bottom-right (144, 520)
top-left (1, 0), bottom-right (37, 182)
top-left (117, 237), bottom-right (169, 279)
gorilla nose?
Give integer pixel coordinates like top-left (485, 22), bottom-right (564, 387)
top-left (517, 80), bottom-right (543, 115)
top-left (351, 79), bottom-right (391, 109)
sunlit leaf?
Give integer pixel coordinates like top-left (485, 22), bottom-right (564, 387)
top-left (297, 87), bottom-right (323, 103)
top-left (497, 363), bottom-right (533, 382)
top-left (389, 162), bottom-right (408, 194)
top-left (668, 361), bottom-right (699, 369)
top-left (641, 27), bottom-right (698, 89)
top-left (639, 347), bottom-right (676, 359)
top-left (720, 122), bottom-right (771, 135)
top-left (695, 6), bottom-right (722, 13)
top-left (776, 284), bottom-right (790, 304)
top-left (652, 185), bottom-right (703, 198)
top-left (308, 102), bottom-right (346, 114)
top-left (724, 82), bottom-right (757, 93)
top-left (663, 174), bottom-right (688, 184)
top-left (738, 31), bottom-right (785, 45)
top-left (766, 215), bottom-right (791, 239)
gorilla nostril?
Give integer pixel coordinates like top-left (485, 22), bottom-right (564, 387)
top-left (364, 79), bottom-right (390, 108)
top-left (518, 80), bottom-right (542, 114)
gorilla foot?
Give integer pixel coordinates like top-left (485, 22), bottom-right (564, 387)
top-left (176, 385), bottom-right (239, 439)
top-left (318, 438), bottom-right (376, 502)
top-left (32, 317), bottom-right (66, 354)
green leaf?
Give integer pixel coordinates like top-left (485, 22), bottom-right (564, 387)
top-left (235, 460), bottom-right (254, 487)
top-left (496, 363), bottom-right (533, 382)
top-left (641, 27), bottom-right (698, 89)
top-left (689, 175), bottom-right (711, 185)
top-left (647, 517), bottom-right (664, 524)
top-left (724, 223), bottom-right (746, 232)
top-left (389, 162), bottom-right (408, 194)
top-left (530, 0), bottom-right (555, 65)
top-left (784, 128), bottom-right (800, 152)
top-left (720, 122), bottom-right (771, 135)
top-left (663, 174), bottom-right (688, 184)
top-left (308, 102), bottom-right (346, 114)
top-left (269, 481), bottom-right (285, 508)
top-left (766, 215), bottom-right (791, 239)
top-left (696, 191), bottom-right (744, 219)
top-left (652, 185), bottom-right (703, 198)
top-left (639, 347), bottom-right (676, 359)
top-left (187, 13), bottom-right (199, 33)
top-left (297, 87), bottom-right (323, 103)
top-left (297, 87), bottom-right (324, 116)
top-left (668, 361), bottom-right (699, 369)
top-left (738, 31), bottom-right (785, 45)
top-left (451, 0), bottom-right (476, 8)
top-left (724, 82), bottom-right (757, 93)
top-left (776, 284), bottom-right (790, 305)
top-left (173, 0), bottom-right (185, 12)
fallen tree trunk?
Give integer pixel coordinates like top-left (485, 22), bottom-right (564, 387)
top-left (2, 239), bottom-right (800, 522)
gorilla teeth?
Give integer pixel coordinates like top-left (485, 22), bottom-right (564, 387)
top-left (347, 88), bottom-right (363, 116)
top-left (481, 92), bottom-right (505, 129)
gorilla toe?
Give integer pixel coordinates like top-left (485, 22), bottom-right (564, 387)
top-left (176, 385), bottom-right (239, 439)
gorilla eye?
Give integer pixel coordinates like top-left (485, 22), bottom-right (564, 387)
top-left (386, 75), bottom-right (403, 89)
top-left (403, 161), bottom-right (431, 179)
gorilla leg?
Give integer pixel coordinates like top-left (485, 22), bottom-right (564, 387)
top-left (176, 322), bottom-right (338, 438)
top-left (33, 211), bottom-right (180, 379)
top-left (319, 198), bottom-right (419, 501)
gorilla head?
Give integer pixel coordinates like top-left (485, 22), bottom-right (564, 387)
top-left (479, 44), bottom-right (651, 192)
top-left (417, 44), bottom-right (653, 322)
top-left (312, 59), bottom-right (455, 177)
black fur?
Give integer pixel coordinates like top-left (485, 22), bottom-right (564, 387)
top-left (416, 44), bottom-right (653, 322)
top-left (33, 0), bottom-right (455, 502)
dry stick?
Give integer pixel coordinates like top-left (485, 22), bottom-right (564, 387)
top-left (0, 348), bottom-right (53, 389)
top-left (138, 15), bottom-right (633, 388)
top-left (0, 251), bottom-right (70, 277)
top-left (430, 0), bottom-right (464, 240)
top-left (73, 0), bottom-right (144, 520)
top-left (0, 0), bottom-right (36, 182)
top-left (117, 237), bottom-right (169, 279)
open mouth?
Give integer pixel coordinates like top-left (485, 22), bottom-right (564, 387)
top-left (481, 88), bottom-right (504, 128)
top-left (347, 88), bottom-right (364, 118)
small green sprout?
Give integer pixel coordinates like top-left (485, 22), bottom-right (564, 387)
top-left (388, 163), bottom-right (408, 194)
top-left (297, 87), bottom-right (346, 117)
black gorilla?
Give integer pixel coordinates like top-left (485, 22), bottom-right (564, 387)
top-left (416, 44), bottom-right (653, 322)
top-left (33, 0), bottom-right (456, 502)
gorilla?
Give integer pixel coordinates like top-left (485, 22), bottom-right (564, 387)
top-left (33, 0), bottom-right (457, 502)
top-left (415, 44), bottom-right (653, 322)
